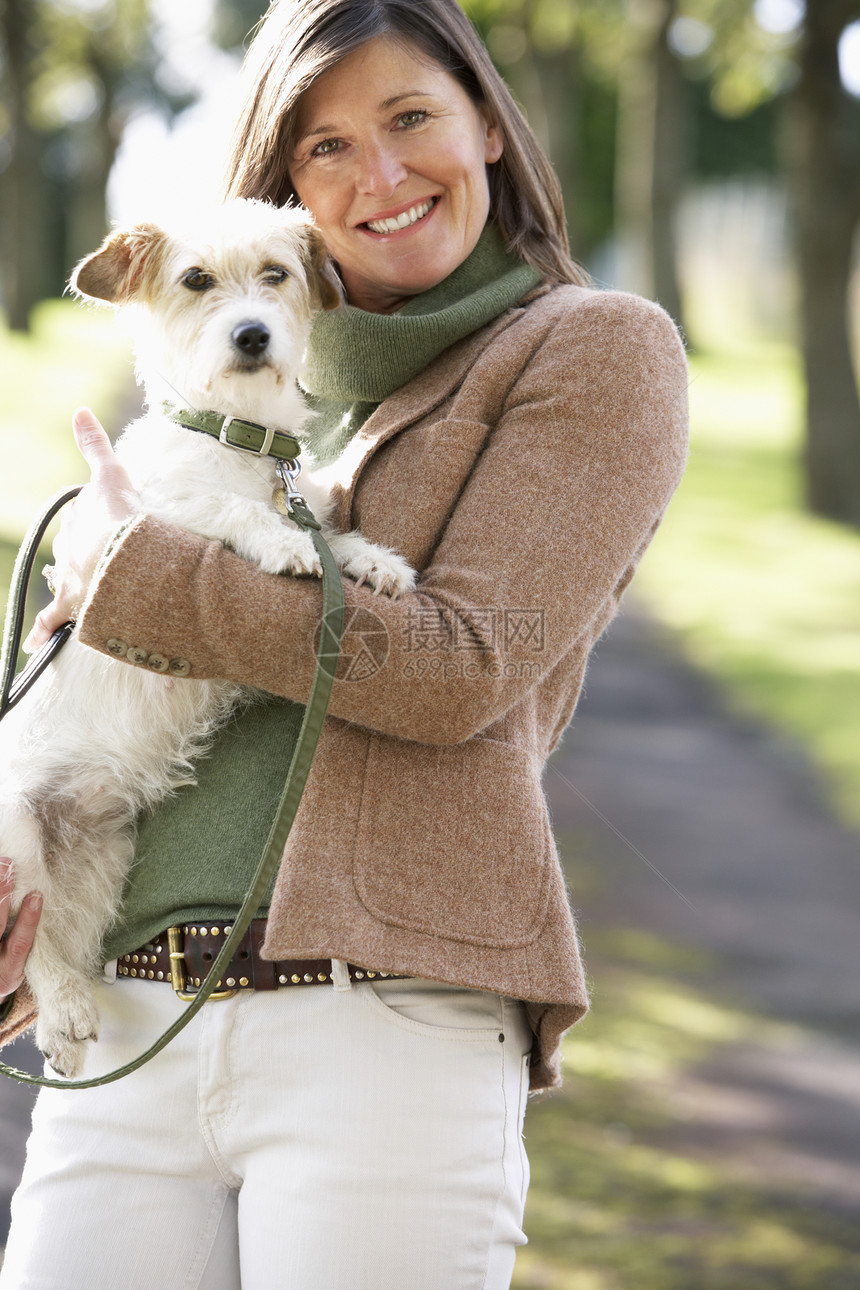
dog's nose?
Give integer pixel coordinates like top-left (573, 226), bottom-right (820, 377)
top-left (232, 322), bottom-right (270, 357)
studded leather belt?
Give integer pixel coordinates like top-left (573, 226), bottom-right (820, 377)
top-left (116, 918), bottom-right (410, 1000)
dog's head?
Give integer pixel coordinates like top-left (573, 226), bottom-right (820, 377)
top-left (70, 199), bottom-right (341, 422)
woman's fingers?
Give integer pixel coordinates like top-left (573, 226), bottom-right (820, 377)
top-left (72, 408), bottom-right (136, 520)
top-left (0, 860), bottom-right (42, 1002)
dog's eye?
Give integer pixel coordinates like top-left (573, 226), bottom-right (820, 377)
top-left (263, 265), bottom-right (289, 285)
top-left (182, 269), bottom-right (215, 292)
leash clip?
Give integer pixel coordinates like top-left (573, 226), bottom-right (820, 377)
top-left (276, 457), bottom-right (307, 515)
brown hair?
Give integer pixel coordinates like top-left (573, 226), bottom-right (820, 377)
top-left (224, 0), bottom-right (588, 286)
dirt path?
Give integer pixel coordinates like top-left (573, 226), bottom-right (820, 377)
top-left (3, 595), bottom-right (860, 1248)
top-left (546, 597), bottom-right (860, 1213)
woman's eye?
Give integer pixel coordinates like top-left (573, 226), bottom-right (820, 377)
top-left (312, 138), bottom-right (341, 156)
top-left (263, 265), bottom-right (289, 284)
top-left (182, 268), bottom-right (214, 292)
top-left (399, 110), bottom-right (428, 128)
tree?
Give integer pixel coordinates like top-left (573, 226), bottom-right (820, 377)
top-left (613, 0), bottom-right (686, 326)
top-left (787, 0), bottom-right (860, 524)
top-left (0, 0), bottom-right (160, 331)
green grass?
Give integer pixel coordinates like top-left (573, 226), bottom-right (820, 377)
top-left (633, 339), bottom-right (860, 831)
top-left (513, 926), bottom-right (860, 1290)
top-left (0, 299), bottom-right (133, 608)
top-left (0, 299), bottom-right (134, 538)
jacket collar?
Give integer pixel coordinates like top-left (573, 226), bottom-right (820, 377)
top-left (328, 282), bottom-right (554, 531)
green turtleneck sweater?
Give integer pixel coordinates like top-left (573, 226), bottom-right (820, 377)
top-left (101, 226), bottom-right (541, 963)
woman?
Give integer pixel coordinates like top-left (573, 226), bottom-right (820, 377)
top-left (0, 1), bottom-right (688, 1285)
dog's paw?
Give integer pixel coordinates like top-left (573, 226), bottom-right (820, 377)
top-left (35, 983), bottom-right (100, 1079)
top-left (260, 532), bottom-right (323, 579)
top-left (337, 547), bottom-right (417, 598)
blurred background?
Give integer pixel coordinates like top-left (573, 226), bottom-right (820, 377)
top-left (2, 1), bottom-right (860, 1285)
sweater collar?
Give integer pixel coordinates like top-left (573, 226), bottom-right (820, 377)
top-left (301, 224), bottom-right (542, 404)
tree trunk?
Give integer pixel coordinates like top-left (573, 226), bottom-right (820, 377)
top-left (614, 0), bottom-right (687, 330)
top-left (1, 0), bottom-right (52, 330)
top-left (533, 45), bottom-right (582, 259)
top-left (790, 0), bottom-right (860, 525)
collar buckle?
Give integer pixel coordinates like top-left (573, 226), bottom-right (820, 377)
top-left (219, 416), bottom-right (275, 456)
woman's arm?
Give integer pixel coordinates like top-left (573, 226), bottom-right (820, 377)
top-left (74, 292), bottom-right (688, 744)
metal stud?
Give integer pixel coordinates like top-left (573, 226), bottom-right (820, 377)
top-left (366, 971), bottom-right (377, 979)
top-left (224, 925), bottom-right (233, 936)
top-left (199, 927), bottom-right (208, 937)
top-left (317, 972), bottom-right (328, 982)
top-left (132, 955), bottom-right (139, 963)
top-left (226, 977), bottom-right (236, 987)
top-left (157, 971), bottom-right (164, 980)
top-left (130, 969), bottom-right (137, 977)
top-left (279, 975), bottom-right (288, 985)
top-left (123, 955), bottom-right (130, 963)
top-left (195, 977), bottom-right (202, 987)
top-left (148, 970), bottom-right (154, 979)
top-left (211, 927), bottom-right (220, 936)
top-left (291, 974), bottom-right (301, 984)
top-left (303, 973), bottom-right (313, 983)
top-left (191, 927), bottom-right (198, 936)
top-left (239, 977), bottom-right (249, 987)
top-left (354, 970), bottom-right (365, 980)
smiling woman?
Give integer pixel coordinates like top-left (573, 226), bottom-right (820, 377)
top-left (0, 1), bottom-right (688, 1287)
top-left (287, 39), bottom-right (503, 312)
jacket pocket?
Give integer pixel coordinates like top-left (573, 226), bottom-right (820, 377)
top-left (353, 735), bottom-right (552, 948)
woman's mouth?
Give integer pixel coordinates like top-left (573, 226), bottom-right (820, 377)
top-left (362, 197), bottom-right (438, 235)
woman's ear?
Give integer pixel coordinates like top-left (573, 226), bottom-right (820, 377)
top-left (71, 224), bottom-right (168, 305)
top-left (480, 106), bottom-right (504, 166)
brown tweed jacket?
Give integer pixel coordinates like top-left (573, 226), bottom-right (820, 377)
top-left (1, 282), bottom-right (687, 1089)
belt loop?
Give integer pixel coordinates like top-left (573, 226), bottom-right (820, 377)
top-left (102, 958), bottom-right (118, 984)
top-left (331, 958), bottom-right (352, 992)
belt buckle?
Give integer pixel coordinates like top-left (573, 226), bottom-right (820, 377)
top-left (167, 925), bottom-right (239, 1001)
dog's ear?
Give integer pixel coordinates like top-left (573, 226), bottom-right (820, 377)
top-left (71, 223), bottom-right (168, 305)
top-left (302, 227), bottom-right (343, 312)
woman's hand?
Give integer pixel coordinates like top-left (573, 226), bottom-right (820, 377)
top-left (25, 407), bottom-right (139, 653)
top-left (0, 861), bottom-right (42, 1004)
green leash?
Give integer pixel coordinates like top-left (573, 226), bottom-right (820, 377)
top-left (0, 465), bottom-right (343, 1090)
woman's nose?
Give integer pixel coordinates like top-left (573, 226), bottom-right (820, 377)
top-left (355, 140), bottom-right (409, 197)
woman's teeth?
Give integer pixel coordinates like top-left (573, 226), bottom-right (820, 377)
top-left (366, 199), bottom-right (435, 234)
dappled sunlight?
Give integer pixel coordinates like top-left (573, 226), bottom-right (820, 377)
top-left (637, 347), bottom-right (860, 829)
top-left (513, 953), bottom-right (860, 1289)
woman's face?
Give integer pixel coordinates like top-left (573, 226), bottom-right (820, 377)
top-left (290, 36), bottom-right (503, 314)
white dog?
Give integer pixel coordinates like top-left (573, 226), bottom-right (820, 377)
top-left (2, 199), bottom-right (414, 1077)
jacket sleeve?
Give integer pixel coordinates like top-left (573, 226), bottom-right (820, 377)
top-left (76, 291), bottom-right (688, 746)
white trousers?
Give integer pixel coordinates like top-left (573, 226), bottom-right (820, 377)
top-left (2, 973), bottom-right (533, 1290)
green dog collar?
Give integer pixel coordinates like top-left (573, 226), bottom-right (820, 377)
top-left (164, 405), bottom-right (301, 461)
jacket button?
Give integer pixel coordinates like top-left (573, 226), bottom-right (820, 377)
top-left (168, 658), bottom-right (192, 677)
top-left (147, 653), bottom-right (169, 673)
top-left (126, 645), bottom-right (149, 665)
top-left (106, 638), bottom-right (128, 657)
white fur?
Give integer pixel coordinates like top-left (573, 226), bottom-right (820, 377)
top-left (2, 199), bottom-right (415, 1077)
